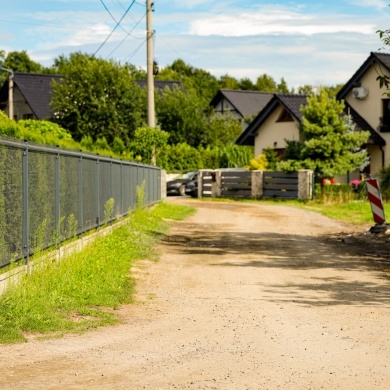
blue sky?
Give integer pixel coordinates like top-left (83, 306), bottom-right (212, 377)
top-left (1, 0), bottom-right (389, 89)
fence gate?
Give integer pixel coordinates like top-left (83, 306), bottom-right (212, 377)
top-left (220, 170), bottom-right (252, 198)
top-left (263, 171), bottom-right (299, 198)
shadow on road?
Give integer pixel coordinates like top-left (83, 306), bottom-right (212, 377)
top-left (161, 227), bottom-right (390, 307)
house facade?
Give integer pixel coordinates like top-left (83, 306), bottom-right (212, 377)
top-left (337, 52), bottom-right (390, 175)
top-left (0, 74), bottom-right (183, 121)
top-left (0, 72), bottom-right (63, 120)
top-left (210, 89), bottom-right (272, 130)
top-left (236, 52), bottom-right (390, 179)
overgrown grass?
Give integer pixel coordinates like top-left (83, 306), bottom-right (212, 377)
top-left (0, 201), bottom-right (195, 344)
top-left (280, 199), bottom-right (379, 226)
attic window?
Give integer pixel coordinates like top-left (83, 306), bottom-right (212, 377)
top-left (276, 108), bottom-right (293, 122)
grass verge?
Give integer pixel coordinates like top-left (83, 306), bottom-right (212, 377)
top-left (0, 201), bottom-right (195, 344)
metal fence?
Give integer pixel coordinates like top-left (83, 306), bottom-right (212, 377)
top-left (0, 138), bottom-right (161, 268)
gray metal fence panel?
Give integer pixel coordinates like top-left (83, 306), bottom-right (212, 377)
top-left (0, 138), bottom-right (161, 268)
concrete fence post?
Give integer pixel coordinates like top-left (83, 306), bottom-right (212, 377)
top-left (298, 170), bottom-right (314, 200)
top-left (214, 170), bottom-right (222, 197)
top-left (251, 170), bottom-right (263, 198)
top-left (161, 169), bottom-right (167, 199)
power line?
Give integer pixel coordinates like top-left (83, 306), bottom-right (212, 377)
top-left (123, 38), bottom-right (147, 63)
top-left (105, 10), bottom-right (146, 59)
top-left (93, 0), bottom-right (136, 57)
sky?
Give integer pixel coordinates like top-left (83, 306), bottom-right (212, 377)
top-left (1, 0), bottom-right (389, 89)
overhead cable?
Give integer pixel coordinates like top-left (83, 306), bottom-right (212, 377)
top-left (93, 0), bottom-right (136, 57)
top-left (105, 10), bottom-right (146, 59)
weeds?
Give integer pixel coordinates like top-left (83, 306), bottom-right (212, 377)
top-left (0, 201), bottom-right (194, 344)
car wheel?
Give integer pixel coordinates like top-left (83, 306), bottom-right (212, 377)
top-left (179, 184), bottom-right (186, 196)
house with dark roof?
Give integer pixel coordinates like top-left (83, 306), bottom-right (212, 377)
top-left (236, 94), bottom-right (307, 157)
top-left (336, 52), bottom-right (390, 175)
top-left (210, 89), bottom-right (272, 130)
top-left (236, 52), bottom-right (390, 178)
top-left (0, 72), bottom-right (63, 120)
top-left (0, 73), bottom-right (182, 121)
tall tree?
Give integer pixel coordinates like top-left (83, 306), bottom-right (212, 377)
top-left (0, 50), bottom-right (56, 83)
top-left (278, 90), bottom-right (370, 180)
top-left (156, 59), bottom-right (219, 104)
top-left (239, 77), bottom-right (256, 90)
top-left (255, 74), bottom-right (278, 92)
top-left (204, 112), bottom-right (243, 147)
top-left (155, 85), bottom-right (208, 147)
top-left (219, 74), bottom-right (240, 90)
top-left (51, 52), bottom-right (146, 145)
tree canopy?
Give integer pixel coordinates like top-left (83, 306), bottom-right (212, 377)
top-left (51, 52), bottom-right (147, 145)
top-left (278, 90), bottom-right (370, 180)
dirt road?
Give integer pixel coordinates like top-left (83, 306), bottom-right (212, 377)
top-left (1, 199), bottom-right (390, 389)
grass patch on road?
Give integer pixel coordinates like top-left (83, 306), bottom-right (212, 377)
top-left (0, 202), bottom-right (195, 344)
top-left (265, 199), bottom-right (389, 227)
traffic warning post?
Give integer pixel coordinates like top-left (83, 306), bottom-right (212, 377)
top-left (366, 177), bottom-right (389, 233)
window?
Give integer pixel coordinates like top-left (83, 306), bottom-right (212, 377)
top-left (23, 113), bottom-right (34, 120)
top-left (276, 108), bottom-right (293, 122)
top-left (380, 99), bottom-right (390, 132)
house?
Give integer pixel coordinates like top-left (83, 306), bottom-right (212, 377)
top-left (336, 52), bottom-right (390, 175)
top-left (236, 52), bottom-right (390, 178)
top-left (0, 72), bottom-right (63, 120)
top-left (236, 94), bottom-right (308, 158)
top-left (210, 89), bottom-right (272, 130)
top-left (0, 73), bottom-right (182, 121)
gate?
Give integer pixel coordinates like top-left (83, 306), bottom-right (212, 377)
top-left (263, 171), bottom-right (299, 198)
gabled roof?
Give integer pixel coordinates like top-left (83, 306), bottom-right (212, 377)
top-left (344, 102), bottom-right (385, 146)
top-left (0, 72), bottom-right (63, 119)
top-left (337, 52), bottom-right (390, 100)
top-left (236, 94), bottom-right (307, 146)
top-left (236, 92), bottom-right (384, 147)
top-left (210, 89), bottom-right (272, 119)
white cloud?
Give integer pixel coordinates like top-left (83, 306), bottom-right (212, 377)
top-left (348, 0), bottom-right (389, 10)
top-left (189, 7), bottom-right (376, 37)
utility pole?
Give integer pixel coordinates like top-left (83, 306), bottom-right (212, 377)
top-left (146, 0), bottom-right (155, 128)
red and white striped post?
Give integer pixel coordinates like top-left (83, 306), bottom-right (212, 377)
top-left (366, 177), bottom-right (387, 232)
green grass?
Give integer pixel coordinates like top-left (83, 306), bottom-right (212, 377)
top-left (268, 198), bottom-right (389, 227)
top-left (195, 196), bottom-right (386, 227)
top-left (0, 201), bottom-right (195, 344)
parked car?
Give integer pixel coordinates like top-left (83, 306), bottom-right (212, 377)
top-left (185, 177), bottom-right (198, 198)
top-left (166, 171), bottom-right (198, 196)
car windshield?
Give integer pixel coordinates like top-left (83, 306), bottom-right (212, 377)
top-left (177, 172), bottom-right (195, 180)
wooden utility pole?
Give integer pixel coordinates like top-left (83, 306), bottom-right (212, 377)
top-left (146, 0), bottom-right (155, 128)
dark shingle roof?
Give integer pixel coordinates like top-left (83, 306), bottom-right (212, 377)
top-left (236, 94), bottom-right (307, 146)
top-left (344, 102), bottom-right (385, 146)
top-left (337, 52), bottom-right (390, 100)
top-left (12, 72), bottom-right (63, 119)
top-left (236, 93), bottom-right (383, 147)
top-left (210, 89), bottom-right (273, 119)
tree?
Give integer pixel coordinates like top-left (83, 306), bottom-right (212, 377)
top-left (51, 52), bottom-right (146, 145)
top-left (155, 85), bottom-right (208, 147)
top-left (255, 74), bottom-right (278, 92)
top-left (129, 127), bottom-right (169, 166)
top-left (0, 50), bottom-right (56, 83)
top-left (219, 74), bottom-right (240, 90)
top-left (377, 26), bottom-right (390, 96)
top-left (278, 90), bottom-right (370, 180)
top-left (203, 112), bottom-right (243, 147)
top-left (156, 59), bottom-right (219, 104)
top-left (239, 77), bottom-right (256, 90)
